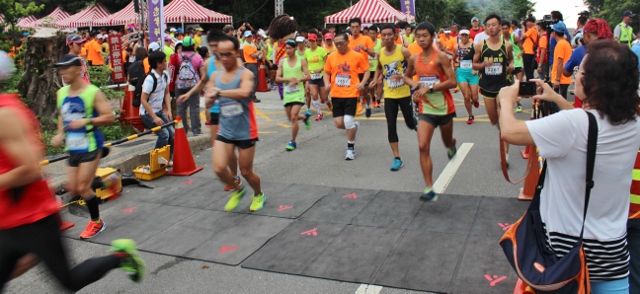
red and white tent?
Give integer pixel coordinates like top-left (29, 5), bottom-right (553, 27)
top-left (57, 4), bottom-right (110, 28)
top-left (94, 2), bottom-right (139, 26)
top-left (164, 0), bottom-right (232, 25)
top-left (324, 0), bottom-right (408, 24)
top-left (33, 7), bottom-right (71, 28)
top-left (16, 15), bottom-right (37, 28)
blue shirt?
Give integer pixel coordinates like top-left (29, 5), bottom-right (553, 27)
top-left (549, 28), bottom-right (572, 66)
top-left (564, 45), bottom-right (586, 74)
top-left (632, 43), bottom-right (640, 71)
top-left (207, 57), bottom-right (220, 114)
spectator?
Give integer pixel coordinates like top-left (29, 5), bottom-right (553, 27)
top-left (500, 39), bottom-right (640, 294)
top-left (174, 37), bottom-right (205, 135)
top-left (242, 30), bottom-right (261, 103)
top-left (163, 36), bottom-right (174, 62)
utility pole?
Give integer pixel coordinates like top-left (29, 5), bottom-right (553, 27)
top-left (275, 0), bottom-right (284, 17)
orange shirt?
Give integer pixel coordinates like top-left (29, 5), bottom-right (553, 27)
top-left (523, 28), bottom-right (538, 54)
top-left (83, 40), bottom-right (94, 60)
top-left (143, 57), bottom-right (150, 73)
top-left (324, 49), bottom-right (370, 98)
top-left (243, 43), bottom-right (258, 64)
top-left (348, 34), bottom-right (374, 73)
top-left (552, 39), bottom-right (572, 85)
top-left (395, 34), bottom-right (403, 45)
top-left (408, 42), bottom-right (422, 81)
top-left (88, 40), bottom-right (104, 66)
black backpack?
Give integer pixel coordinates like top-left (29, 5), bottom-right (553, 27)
top-left (128, 60), bottom-right (147, 107)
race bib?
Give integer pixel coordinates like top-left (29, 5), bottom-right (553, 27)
top-left (419, 76), bottom-right (440, 88)
top-left (386, 77), bottom-right (405, 89)
top-left (486, 64), bottom-right (503, 75)
top-left (460, 60), bottom-right (472, 69)
top-left (220, 102), bottom-right (244, 117)
top-left (311, 73), bottom-right (322, 80)
top-left (66, 132), bottom-right (89, 151)
top-left (336, 74), bottom-right (351, 87)
top-left (285, 84), bottom-right (300, 94)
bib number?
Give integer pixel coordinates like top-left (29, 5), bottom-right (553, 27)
top-left (311, 73), bottom-right (322, 80)
top-left (486, 64), bottom-right (503, 75)
top-left (66, 132), bottom-right (89, 151)
top-left (336, 74), bottom-right (351, 87)
top-left (460, 60), bottom-right (472, 69)
top-left (419, 76), bottom-right (440, 88)
top-left (220, 102), bottom-right (244, 117)
top-left (285, 84), bottom-right (300, 94)
top-left (386, 77), bottom-right (405, 89)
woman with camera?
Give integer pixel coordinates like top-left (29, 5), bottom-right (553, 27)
top-left (499, 39), bottom-right (640, 293)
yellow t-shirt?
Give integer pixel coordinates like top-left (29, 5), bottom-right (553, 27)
top-left (194, 35), bottom-right (202, 48)
top-left (324, 50), bottom-right (370, 98)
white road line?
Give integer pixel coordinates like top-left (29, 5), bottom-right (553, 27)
top-left (354, 143), bottom-right (472, 294)
top-left (355, 284), bottom-right (383, 294)
top-left (433, 143), bottom-right (474, 194)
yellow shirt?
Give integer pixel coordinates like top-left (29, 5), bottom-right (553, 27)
top-left (194, 35), bottom-right (202, 48)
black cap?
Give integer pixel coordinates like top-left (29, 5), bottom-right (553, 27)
top-left (54, 54), bottom-right (83, 67)
top-left (578, 10), bottom-right (590, 16)
top-left (66, 34), bottom-right (86, 45)
top-left (623, 10), bottom-right (636, 17)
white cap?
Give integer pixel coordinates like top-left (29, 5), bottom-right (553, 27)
top-left (459, 29), bottom-right (470, 35)
top-left (444, 30), bottom-right (451, 34)
top-left (0, 51), bottom-right (16, 80)
top-left (97, 34), bottom-right (106, 39)
top-left (295, 36), bottom-right (305, 43)
top-left (170, 28), bottom-right (177, 32)
top-left (148, 42), bottom-right (161, 51)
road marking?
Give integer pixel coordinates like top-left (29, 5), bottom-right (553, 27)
top-left (254, 108), bottom-right (273, 122)
top-left (277, 123), bottom-right (291, 128)
top-left (433, 142), bottom-right (473, 194)
top-left (258, 131), bottom-right (276, 134)
top-left (355, 284), bottom-right (383, 294)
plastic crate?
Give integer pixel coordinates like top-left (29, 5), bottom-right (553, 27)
top-left (132, 145), bottom-right (171, 181)
top-left (95, 167), bottom-right (122, 200)
top-left (133, 165), bottom-right (167, 181)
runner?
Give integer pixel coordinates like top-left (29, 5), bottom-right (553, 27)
top-left (504, 21), bottom-right (524, 112)
top-left (295, 35), bottom-right (312, 115)
top-left (52, 54), bottom-right (116, 239)
top-left (65, 34), bottom-right (90, 84)
top-left (469, 17), bottom-right (484, 40)
top-left (347, 18), bottom-right (375, 118)
top-left (305, 32), bottom-right (329, 120)
top-left (453, 29), bottom-right (479, 124)
top-left (323, 33), bottom-right (337, 54)
top-left (205, 36), bottom-right (264, 212)
top-left (323, 33), bottom-right (370, 160)
top-left (276, 39), bottom-right (311, 150)
top-left (404, 21), bottom-right (457, 201)
top-left (0, 53), bottom-right (146, 291)
top-left (178, 30), bottom-right (242, 191)
top-left (366, 26), bottom-right (383, 108)
top-left (370, 25), bottom-right (416, 171)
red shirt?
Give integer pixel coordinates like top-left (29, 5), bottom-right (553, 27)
top-left (469, 27), bottom-right (483, 40)
top-left (0, 94), bottom-right (58, 230)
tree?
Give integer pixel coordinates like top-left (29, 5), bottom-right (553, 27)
top-left (0, 0), bottom-right (44, 51)
top-left (595, 0), bottom-right (639, 33)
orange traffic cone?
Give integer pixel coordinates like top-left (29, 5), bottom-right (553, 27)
top-left (514, 278), bottom-right (536, 294)
top-left (167, 116), bottom-right (204, 176)
top-left (256, 62), bottom-right (270, 92)
top-left (518, 145), bottom-right (540, 201)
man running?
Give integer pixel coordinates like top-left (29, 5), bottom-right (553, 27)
top-left (404, 22), bottom-right (457, 201)
top-left (348, 18), bottom-right (375, 117)
top-left (52, 54), bottom-right (115, 239)
top-left (205, 36), bottom-right (265, 212)
top-left (370, 25), bottom-right (416, 171)
top-left (453, 29), bottom-right (479, 124)
top-left (277, 39), bottom-right (311, 150)
top-left (178, 30), bottom-right (242, 191)
top-left (367, 26), bottom-right (383, 108)
top-left (504, 21), bottom-right (524, 112)
top-left (305, 32), bottom-right (329, 120)
top-left (0, 55), bottom-right (145, 291)
top-left (323, 33), bottom-right (370, 160)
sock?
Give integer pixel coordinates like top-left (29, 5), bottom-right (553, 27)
top-left (347, 141), bottom-right (355, 148)
top-left (312, 100), bottom-right (322, 114)
top-left (395, 157), bottom-right (401, 160)
top-left (364, 102), bottom-right (371, 109)
top-left (85, 195), bottom-right (100, 222)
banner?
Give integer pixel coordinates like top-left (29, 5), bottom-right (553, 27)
top-left (400, 0), bottom-right (415, 17)
top-left (148, 0), bottom-right (165, 47)
top-left (107, 34), bottom-right (126, 83)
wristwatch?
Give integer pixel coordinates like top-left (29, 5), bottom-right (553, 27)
top-left (428, 84), bottom-right (434, 93)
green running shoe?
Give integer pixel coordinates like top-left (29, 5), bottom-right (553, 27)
top-left (224, 185), bottom-right (247, 212)
top-left (304, 112), bottom-right (311, 130)
top-left (516, 104), bottom-right (523, 113)
top-left (250, 193), bottom-right (266, 212)
top-left (109, 239), bottom-right (146, 283)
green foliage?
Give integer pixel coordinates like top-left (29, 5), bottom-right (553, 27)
top-left (42, 129), bottom-right (65, 156)
top-left (595, 0), bottom-right (639, 33)
top-left (86, 63), bottom-right (123, 101)
top-left (42, 121), bottom-right (136, 156)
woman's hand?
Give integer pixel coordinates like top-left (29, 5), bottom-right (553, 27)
top-left (498, 80), bottom-right (522, 105)
top-left (531, 79), bottom-right (561, 103)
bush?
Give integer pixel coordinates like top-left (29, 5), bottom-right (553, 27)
top-left (43, 120), bottom-right (137, 156)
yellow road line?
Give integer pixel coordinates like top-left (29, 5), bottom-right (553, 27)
top-left (259, 131), bottom-right (276, 134)
top-left (277, 123), bottom-right (291, 128)
top-left (254, 108), bottom-right (273, 122)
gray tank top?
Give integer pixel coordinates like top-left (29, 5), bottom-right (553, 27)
top-left (216, 67), bottom-right (258, 140)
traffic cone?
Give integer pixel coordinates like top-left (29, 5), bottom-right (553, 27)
top-left (518, 145), bottom-right (539, 201)
top-left (514, 278), bottom-right (536, 294)
top-left (256, 62), bottom-right (270, 92)
top-left (167, 116), bottom-right (204, 176)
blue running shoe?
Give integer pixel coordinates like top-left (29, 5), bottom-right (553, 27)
top-left (420, 187), bottom-right (438, 201)
top-left (390, 158), bottom-right (403, 171)
top-left (286, 140), bottom-right (296, 151)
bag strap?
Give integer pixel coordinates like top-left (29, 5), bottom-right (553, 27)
top-left (580, 111), bottom-right (598, 239)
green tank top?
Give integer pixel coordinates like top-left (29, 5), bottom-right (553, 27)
top-left (510, 33), bottom-right (523, 68)
top-left (56, 84), bottom-right (103, 154)
top-left (296, 48), bottom-right (307, 60)
top-left (267, 40), bottom-right (274, 61)
top-left (368, 39), bottom-right (383, 72)
top-left (282, 57), bottom-right (305, 105)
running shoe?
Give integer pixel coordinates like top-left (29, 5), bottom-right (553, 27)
top-left (224, 185), bottom-right (247, 212)
top-left (304, 112), bottom-right (311, 130)
top-left (473, 100), bottom-right (480, 108)
top-left (420, 187), bottom-right (438, 201)
top-left (205, 121), bottom-right (211, 126)
top-left (466, 116), bottom-right (474, 125)
top-left (109, 239), bottom-right (146, 283)
top-left (250, 193), bottom-right (266, 212)
top-left (365, 107), bottom-right (372, 118)
top-left (286, 140), bottom-right (297, 151)
top-left (447, 143), bottom-right (458, 160)
top-left (326, 100), bottom-right (333, 111)
top-left (516, 104), bottom-right (523, 113)
top-left (80, 220), bottom-right (106, 239)
top-left (375, 100), bottom-right (382, 108)
top-left (345, 147), bottom-right (356, 160)
top-left (224, 176), bottom-right (241, 191)
top-left (390, 158), bottom-right (403, 171)
top-left (315, 113), bottom-right (323, 121)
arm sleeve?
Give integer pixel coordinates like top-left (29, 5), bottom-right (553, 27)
top-left (525, 110), bottom-right (583, 158)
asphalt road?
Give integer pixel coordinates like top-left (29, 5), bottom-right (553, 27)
top-left (5, 88), bottom-right (573, 294)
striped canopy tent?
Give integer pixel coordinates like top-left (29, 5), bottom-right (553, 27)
top-left (324, 0), bottom-right (408, 24)
top-left (33, 7), bottom-right (71, 28)
top-left (0, 15), bottom-right (4, 24)
top-left (57, 4), bottom-right (110, 29)
top-left (164, 0), bottom-right (232, 29)
top-left (16, 15), bottom-right (37, 28)
top-left (94, 2), bottom-right (140, 26)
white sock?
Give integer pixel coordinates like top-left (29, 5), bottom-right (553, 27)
top-left (312, 100), bottom-right (322, 114)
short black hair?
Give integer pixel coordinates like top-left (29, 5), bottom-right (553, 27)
top-left (554, 31), bottom-right (564, 38)
top-left (551, 11), bottom-right (563, 21)
top-left (511, 20), bottom-right (520, 27)
top-left (301, 27), bottom-right (309, 33)
top-left (148, 51), bottom-right (166, 69)
top-left (485, 14), bottom-right (501, 25)
top-left (207, 29), bottom-right (225, 42)
top-left (578, 16), bottom-right (587, 26)
top-left (182, 45), bottom-right (195, 52)
top-left (396, 21), bottom-right (409, 29)
top-left (380, 24), bottom-right (395, 34)
top-left (198, 46), bottom-right (209, 58)
top-left (537, 22), bottom-right (548, 31)
top-left (414, 21), bottom-right (435, 37)
top-left (219, 35), bottom-right (240, 51)
top-left (135, 47), bottom-right (148, 61)
top-left (526, 17), bottom-right (535, 24)
top-left (501, 20), bottom-right (511, 27)
top-left (334, 32), bottom-right (349, 42)
top-left (349, 18), bottom-right (362, 26)
top-left (368, 25), bottom-right (377, 33)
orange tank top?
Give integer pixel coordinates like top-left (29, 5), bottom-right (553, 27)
top-left (414, 49), bottom-right (455, 115)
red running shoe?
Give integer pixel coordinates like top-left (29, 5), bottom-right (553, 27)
top-left (224, 176), bottom-right (242, 191)
top-left (315, 113), bottom-right (323, 121)
top-left (466, 116), bottom-right (475, 125)
top-left (80, 220), bottom-right (106, 239)
top-left (473, 100), bottom-right (480, 108)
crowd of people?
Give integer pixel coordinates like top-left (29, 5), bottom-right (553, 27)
top-left (1, 7), bottom-right (640, 294)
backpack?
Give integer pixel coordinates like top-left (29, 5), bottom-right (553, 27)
top-left (133, 71), bottom-right (167, 108)
top-left (129, 60), bottom-right (146, 107)
top-left (176, 53), bottom-right (198, 90)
